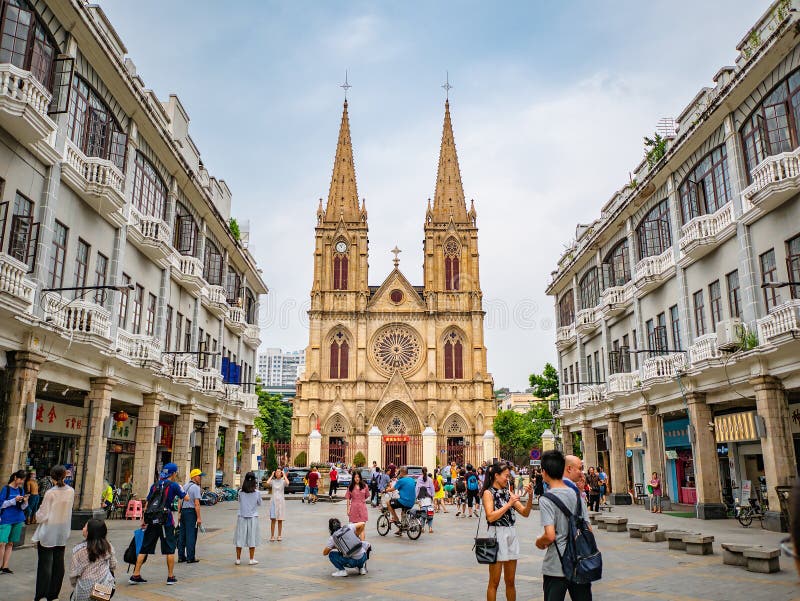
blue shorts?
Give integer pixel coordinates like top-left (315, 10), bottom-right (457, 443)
top-left (310, 487), bottom-right (319, 495)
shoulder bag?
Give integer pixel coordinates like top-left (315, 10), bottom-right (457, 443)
top-left (472, 502), bottom-right (498, 564)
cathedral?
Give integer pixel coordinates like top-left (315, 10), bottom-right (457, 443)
top-left (292, 98), bottom-right (495, 468)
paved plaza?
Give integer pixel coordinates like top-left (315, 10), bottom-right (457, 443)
top-left (3, 496), bottom-right (798, 601)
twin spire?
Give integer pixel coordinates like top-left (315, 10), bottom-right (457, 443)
top-left (322, 99), bottom-right (470, 224)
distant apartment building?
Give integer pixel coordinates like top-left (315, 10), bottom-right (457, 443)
top-left (257, 348), bottom-right (305, 387)
top-left (497, 391), bottom-right (542, 413)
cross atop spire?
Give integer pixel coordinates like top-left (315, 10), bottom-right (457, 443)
top-left (431, 99), bottom-right (468, 223)
top-left (442, 71), bottom-right (452, 101)
top-left (391, 246), bottom-right (402, 268)
top-left (323, 99), bottom-right (360, 222)
top-left (340, 70), bottom-right (351, 101)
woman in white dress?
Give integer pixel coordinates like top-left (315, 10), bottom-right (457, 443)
top-left (234, 472), bottom-right (262, 565)
top-left (267, 468), bottom-right (290, 542)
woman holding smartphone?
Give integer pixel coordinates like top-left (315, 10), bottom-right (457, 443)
top-left (0, 470), bottom-right (28, 574)
top-left (266, 468), bottom-right (289, 542)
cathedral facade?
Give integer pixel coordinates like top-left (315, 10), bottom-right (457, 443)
top-left (292, 99), bottom-right (495, 468)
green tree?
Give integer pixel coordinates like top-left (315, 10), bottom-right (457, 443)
top-left (229, 217), bottom-right (241, 241)
top-left (353, 452), bottom-right (366, 467)
top-left (529, 363), bottom-right (559, 399)
top-left (254, 389), bottom-right (292, 442)
top-left (493, 403), bottom-right (554, 465)
top-left (266, 442), bottom-right (278, 472)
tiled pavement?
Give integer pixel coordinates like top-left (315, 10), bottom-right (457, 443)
top-left (3, 498), bottom-right (798, 600)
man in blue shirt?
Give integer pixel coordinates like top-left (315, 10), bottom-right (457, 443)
top-left (130, 463), bottom-right (185, 586)
top-left (384, 466), bottom-right (416, 534)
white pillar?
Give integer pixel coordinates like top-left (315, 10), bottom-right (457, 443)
top-left (541, 429), bottom-right (555, 452)
top-left (309, 429), bottom-right (322, 465)
top-left (483, 430), bottom-right (496, 463)
top-left (368, 426), bottom-right (382, 467)
top-left (422, 427), bottom-right (436, 471)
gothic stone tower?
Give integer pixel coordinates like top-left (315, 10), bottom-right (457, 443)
top-left (292, 100), bottom-right (495, 468)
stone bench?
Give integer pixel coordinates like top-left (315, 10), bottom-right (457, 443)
top-left (627, 523), bottom-right (658, 539)
top-left (665, 530), bottom-right (691, 550)
top-left (595, 515), bottom-right (608, 530)
top-left (721, 543), bottom-right (754, 567)
top-left (642, 530), bottom-right (667, 543)
top-left (744, 548), bottom-right (781, 574)
top-left (684, 534), bottom-right (714, 555)
top-left (588, 511), bottom-right (601, 525)
top-left (598, 504), bottom-right (614, 512)
top-left (604, 516), bottom-right (628, 532)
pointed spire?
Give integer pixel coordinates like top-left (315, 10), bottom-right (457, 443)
top-left (324, 101), bottom-right (360, 222)
top-left (432, 100), bottom-right (468, 223)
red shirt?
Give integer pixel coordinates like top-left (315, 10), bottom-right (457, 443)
top-left (308, 471), bottom-right (319, 487)
top-left (330, 468), bottom-right (338, 482)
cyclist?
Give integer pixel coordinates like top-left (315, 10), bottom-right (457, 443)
top-left (384, 466), bottom-right (416, 536)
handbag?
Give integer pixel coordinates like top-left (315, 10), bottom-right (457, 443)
top-left (89, 583), bottom-right (114, 601)
top-left (472, 505), bottom-right (498, 564)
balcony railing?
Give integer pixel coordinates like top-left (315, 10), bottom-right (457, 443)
top-left (201, 284), bottom-right (229, 319)
top-left (0, 63), bottom-right (56, 158)
top-left (128, 207), bottom-right (172, 266)
top-left (741, 147), bottom-right (800, 222)
top-left (559, 393), bottom-right (578, 412)
top-left (607, 372), bottom-right (639, 394)
top-left (641, 353), bottom-right (686, 381)
top-left (600, 281), bottom-right (633, 317)
top-left (241, 393), bottom-right (258, 411)
top-left (171, 254), bottom-right (205, 296)
top-left (116, 330), bottom-right (161, 365)
top-left (243, 323), bottom-right (261, 348)
top-left (757, 299), bottom-right (800, 343)
top-left (0, 253), bottom-right (35, 309)
top-left (199, 368), bottom-right (224, 395)
top-left (42, 292), bottom-right (111, 340)
top-left (163, 354), bottom-right (200, 386)
top-left (679, 202), bottom-right (735, 265)
top-left (578, 386), bottom-right (604, 406)
top-left (555, 323), bottom-right (576, 350)
top-left (688, 333), bottom-right (721, 364)
top-left (633, 249), bottom-right (675, 294)
top-left (62, 139), bottom-right (126, 226)
top-left (226, 306), bottom-right (248, 335)
top-left (575, 306), bottom-right (599, 335)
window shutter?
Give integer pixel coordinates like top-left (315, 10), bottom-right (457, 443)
top-left (0, 202), bottom-right (8, 253)
top-left (329, 342), bottom-right (339, 379)
top-left (454, 341), bottom-right (463, 379)
top-left (444, 342), bottom-right (453, 379)
top-left (445, 257), bottom-right (452, 291)
top-left (340, 256), bottom-right (348, 289)
top-left (340, 341), bottom-right (349, 379)
top-left (332, 256), bottom-right (340, 290)
top-left (48, 55), bottom-right (74, 114)
top-left (8, 214), bottom-right (31, 263)
top-left (452, 258), bottom-right (460, 290)
top-left (109, 130), bottom-right (128, 172)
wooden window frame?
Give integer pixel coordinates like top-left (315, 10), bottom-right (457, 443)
top-left (760, 249), bottom-right (780, 311)
top-left (709, 280), bottom-right (722, 331)
top-left (558, 290), bottom-right (575, 327)
top-left (787, 235), bottom-right (800, 300)
top-left (636, 200), bottom-right (672, 261)
top-left (117, 273), bottom-right (130, 328)
top-left (145, 292), bottom-right (156, 337)
top-left (669, 305), bottom-right (681, 351)
top-left (726, 270), bottom-right (741, 318)
top-left (603, 239), bottom-right (630, 287)
top-left (134, 152), bottom-right (167, 220)
top-left (48, 220), bottom-right (67, 288)
top-left (131, 284), bottom-right (144, 335)
top-left (579, 267), bottom-right (600, 309)
top-left (73, 238), bottom-right (90, 293)
top-left (693, 290), bottom-right (706, 337)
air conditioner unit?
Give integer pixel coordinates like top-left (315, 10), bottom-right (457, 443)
top-left (716, 318), bottom-right (744, 351)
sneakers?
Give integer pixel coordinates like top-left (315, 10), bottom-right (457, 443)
top-left (129, 575), bottom-right (147, 584)
top-left (167, 576), bottom-right (177, 585)
top-left (249, 559), bottom-right (259, 565)
top-left (235, 559), bottom-right (241, 565)
top-left (331, 569), bottom-right (348, 577)
top-left (359, 567), bottom-right (368, 575)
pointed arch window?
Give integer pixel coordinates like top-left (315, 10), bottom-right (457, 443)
top-left (333, 251), bottom-right (348, 290)
top-left (444, 238), bottom-right (460, 291)
top-left (329, 331), bottom-right (349, 379)
top-left (443, 331), bottom-right (464, 380)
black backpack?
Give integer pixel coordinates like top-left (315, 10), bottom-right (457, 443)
top-left (143, 480), bottom-right (171, 525)
top-left (542, 488), bottom-right (602, 584)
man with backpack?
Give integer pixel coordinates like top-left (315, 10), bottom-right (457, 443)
top-left (129, 463), bottom-right (185, 586)
top-left (536, 450), bottom-right (600, 601)
top-left (465, 465), bottom-right (480, 518)
top-left (323, 518), bottom-right (370, 577)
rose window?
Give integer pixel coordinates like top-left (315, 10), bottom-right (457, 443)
top-left (370, 324), bottom-right (423, 376)
top-left (386, 416), bottom-right (407, 434)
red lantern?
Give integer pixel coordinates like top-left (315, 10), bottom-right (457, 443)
top-left (113, 410), bottom-right (129, 423)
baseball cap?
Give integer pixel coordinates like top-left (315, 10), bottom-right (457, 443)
top-left (190, 468), bottom-right (205, 479)
top-left (163, 462), bottom-right (179, 476)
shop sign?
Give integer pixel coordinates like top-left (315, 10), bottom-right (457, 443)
top-left (110, 416), bottom-right (137, 442)
top-left (383, 435), bottom-right (410, 443)
top-left (790, 403), bottom-right (800, 434)
top-left (714, 411), bottom-right (758, 443)
top-left (33, 400), bottom-right (87, 435)
top-left (625, 428), bottom-right (644, 449)
top-left (663, 418), bottom-right (690, 448)
top-left (665, 450), bottom-right (678, 460)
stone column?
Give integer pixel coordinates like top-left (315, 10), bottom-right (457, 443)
top-left (541, 429), bottom-right (555, 451)
top-left (483, 430), bottom-right (496, 463)
top-left (580, 421), bottom-right (598, 468)
top-left (132, 392), bottom-right (162, 498)
top-left (223, 420), bottom-right (239, 485)
top-left (561, 426), bottom-right (570, 454)
top-left (240, 424), bottom-right (255, 474)
top-left (1, 351), bottom-right (45, 476)
top-left (78, 377), bottom-right (116, 511)
top-left (640, 407), bottom-right (666, 497)
top-left (367, 427), bottom-right (382, 467)
top-left (751, 375), bottom-right (796, 531)
top-left (309, 429), bottom-right (322, 464)
top-left (422, 427), bottom-right (436, 471)
top-left (686, 392), bottom-right (725, 519)
top-left (201, 414), bottom-right (221, 489)
top-left (607, 414), bottom-right (631, 505)
top-left (172, 403), bottom-right (195, 478)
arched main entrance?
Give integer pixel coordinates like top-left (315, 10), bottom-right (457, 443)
top-left (373, 400), bottom-right (422, 467)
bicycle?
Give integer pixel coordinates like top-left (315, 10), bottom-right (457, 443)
top-left (737, 498), bottom-right (767, 528)
top-left (376, 502), bottom-right (422, 540)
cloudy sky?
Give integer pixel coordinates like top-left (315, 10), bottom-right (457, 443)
top-left (101, 0), bottom-right (765, 390)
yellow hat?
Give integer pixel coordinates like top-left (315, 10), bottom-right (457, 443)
top-left (190, 469), bottom-right (205, 479)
